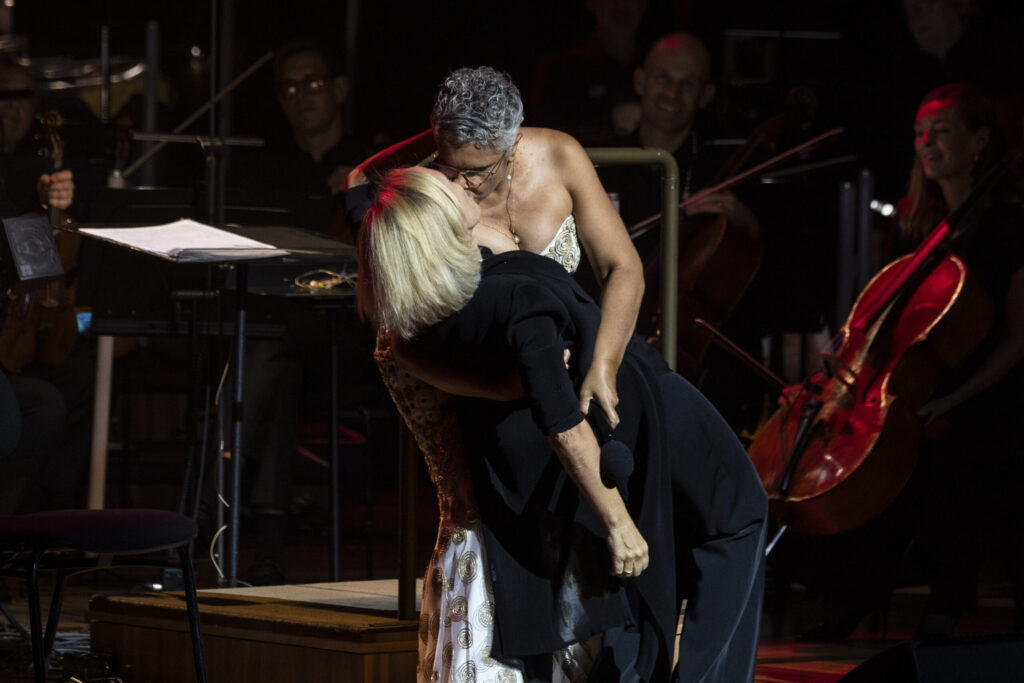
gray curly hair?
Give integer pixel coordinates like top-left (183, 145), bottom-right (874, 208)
top-left (430, 66), bottom-right (524, 152)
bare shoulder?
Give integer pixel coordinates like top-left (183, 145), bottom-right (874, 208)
top-left (521, 127), bottom-right (585, 161)
top-left (523, 128), bottom-right (593, 190)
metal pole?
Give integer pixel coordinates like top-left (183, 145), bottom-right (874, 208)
top-left (856, 168), bottom-right (875, 290)
top-left (142, 21), bottom-right (160, 186)
top-left (329, 309), bottom-right (340, 581)
top-left (87, 335), bottom-right (114, 509)
top-left (121, 52), bottom-right (273, 179)
top-left (397, 424), bottom-right (417, 619)
top-left (837, 181), bottom-right (856, 326)
top-left (227, 263), bottom-right (247, 586)
top-left (99, 26), bottom-right (110, 124)
top-left (217, 0), bottom-right (235, 139)
top-left (584, 147), bottom-right (679, 369)
top-left (343, 0), bottom-right (361, 135)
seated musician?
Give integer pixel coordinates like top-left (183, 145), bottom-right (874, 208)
top-left (229, 39), bottom-right (365, 239)
top-left (596, 32), bottom-right (766, 432)
top-left (0, 60), bottom-right (92, 511)
top-left (897, 83), bottom-right (1024, 639)
top-left (598, 31), bottom-right (758, 263)
top-left (0, 60), bottom-right (74, 216)
top-left (223, 40), bottom-right (375, 585)
top-left (776, 83), bottom-right (1024, 643)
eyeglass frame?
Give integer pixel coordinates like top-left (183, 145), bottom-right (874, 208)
top-left (276, 74), bottom-right (331, 100)
top-left (428, 150), bottom-right (509, 189)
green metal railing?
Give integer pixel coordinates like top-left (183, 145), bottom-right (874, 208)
top-left (585, 147), bottom-right (680, 369)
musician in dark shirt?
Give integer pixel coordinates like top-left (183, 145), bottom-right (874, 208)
top-left (224, 41), bottom-right (375, 584)
top-left (596, 32), bottom-right (765, 432)
top-left (781, 83), bottom-right (1024, 643)
top-left (598, 32), bottom-right (758, 261)
top-left (894, 83), bottom-right (1024, 638)
top-left (230, 40), bottom-right (364, 239)
top-left (0, 61), bottom-right (74, 217)
top-left (0, 60), bottom-right (92, 512)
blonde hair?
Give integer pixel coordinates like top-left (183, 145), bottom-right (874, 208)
top-left (357, 167), bottom-right (481, 339)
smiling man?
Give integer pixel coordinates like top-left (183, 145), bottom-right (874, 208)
top-left (600, 32), bottom-right (758, 262)
top-left (633, 32), bottom-right (715, 159)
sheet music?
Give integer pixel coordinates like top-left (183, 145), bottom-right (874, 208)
top-left (79, 218), bottom-right (289, 262)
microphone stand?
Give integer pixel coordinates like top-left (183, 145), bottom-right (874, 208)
top-left (120, 51), bottom-right (273, 182)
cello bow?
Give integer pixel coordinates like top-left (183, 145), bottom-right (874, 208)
top-left (628, 127), bottom-right (845, 239)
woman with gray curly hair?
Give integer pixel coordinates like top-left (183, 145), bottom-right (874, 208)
top-left (429, 66), bottom-right (524, 151)
top-left (348, 65), bottom-right (643, 425)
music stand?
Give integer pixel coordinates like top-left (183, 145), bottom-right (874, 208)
top-left (78, 219), bottom-right (355, 586)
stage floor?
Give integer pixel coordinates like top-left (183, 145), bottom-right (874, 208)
top-left (1, 565), bottom-right (1019, 682)
top-left (1, 483), bottom-right (1019, 682)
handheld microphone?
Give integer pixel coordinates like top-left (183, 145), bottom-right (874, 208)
top-left (586, 402), bottom-right (634, 484)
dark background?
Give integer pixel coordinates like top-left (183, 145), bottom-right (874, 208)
top-left (9, 0), bottom-right (1024, 337)
top-left (18, 0), bottom-right (1023, 202)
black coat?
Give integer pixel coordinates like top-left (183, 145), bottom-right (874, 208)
top-left (417, 249), bottom-right (678, 679)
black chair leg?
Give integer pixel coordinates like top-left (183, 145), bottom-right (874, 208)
top-left (25, 552), bottom-right (46, 683)
top-left (178, 543), bottom-right (208, 683)
top-left (42, 570), bottom-right (69, 657)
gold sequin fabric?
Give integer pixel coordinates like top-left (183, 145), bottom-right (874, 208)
top-left (375, 332), bottom-right (477, 527)
top-left (376, 331), bottom-right (593, 683)
top-left (538, 215), bottom-right (580, 274)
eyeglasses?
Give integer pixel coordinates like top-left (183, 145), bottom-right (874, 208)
top-left (429, 151), bottom-right (508, 189)
top-left (277, 75), bottom-right (329, 99)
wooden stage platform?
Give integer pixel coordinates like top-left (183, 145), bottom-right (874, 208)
top-left (89, 580), bottom-right (423, 683)
top-left (84, 578), bottom-right (1023, 683)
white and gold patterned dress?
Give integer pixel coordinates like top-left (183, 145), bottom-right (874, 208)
top-left (375, 217), bottom-right (592, 683)
top-left (538, 215), bottom-right (580, 274)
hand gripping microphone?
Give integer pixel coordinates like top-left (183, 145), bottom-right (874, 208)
top-left (586, 402), bottom-right (634, 484)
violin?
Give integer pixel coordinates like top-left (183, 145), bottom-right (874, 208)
top-left (745, 152), bottom-right (1018, 535)
top-left (0, 111), bottom-right (79, 373)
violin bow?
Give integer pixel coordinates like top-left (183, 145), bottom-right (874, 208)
top-left (627, 127), bottom-right (845, 239)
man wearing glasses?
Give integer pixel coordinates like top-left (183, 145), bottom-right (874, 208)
top-left (221, 41), bottom-right (372, 586)
top-left (273, 41), bottom-right (358, 198)
top-left (231, 39), bottom-right (364, 237)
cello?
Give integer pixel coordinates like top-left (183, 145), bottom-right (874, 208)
top-left (634, 126), bottom-right (843, 383)
top-left (745, 153), bottom-right (1018, 535)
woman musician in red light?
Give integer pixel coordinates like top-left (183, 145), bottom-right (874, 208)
top-left (895, 83), bottom-right (1024, 639)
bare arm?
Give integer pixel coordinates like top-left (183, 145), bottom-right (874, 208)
top-left (390, 332), bottom-right (524, 401)
top-left (344, 129), bottom-right (435, 191)
top-left (549, 419), bottom-right (648, 578)
top-left (556, 132), bottom-right (645, 427)
top-left (919, 268), bottom-right (1024, 422)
